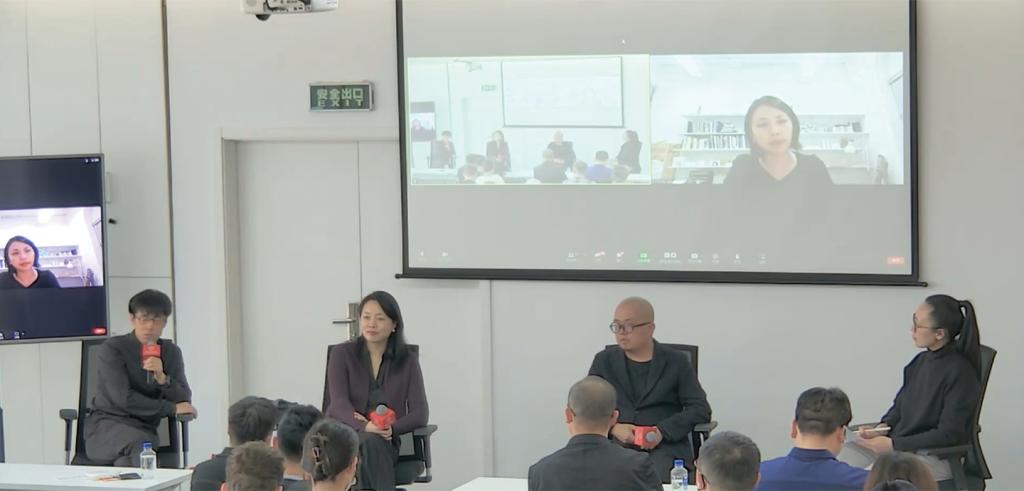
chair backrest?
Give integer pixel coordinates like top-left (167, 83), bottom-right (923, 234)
top-left (967, 344), bottom-right (996, 479)
top-left (321, 343), bottom-right (420, 414)
top-left (604, 343), bottom-right (699, 378)
top-left (75, 339), bottom-right (178, 465)
top-left (0, 405), bottom-right (6, 463)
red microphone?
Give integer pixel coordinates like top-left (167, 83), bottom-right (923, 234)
top-left (633, 426), bottom-right (658, 447)
top-left (369, 404), bottom-right (396, 429)
top-left (141, 344), bottom-right (161, 385)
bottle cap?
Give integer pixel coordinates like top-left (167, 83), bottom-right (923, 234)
top-left (674, 459), bottom-right (684, 467)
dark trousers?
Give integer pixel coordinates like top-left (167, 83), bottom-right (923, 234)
top-left (356, 432), bottom-right (400, 490)
top-left (616, 440), bottom-right (691, 484)
top-left (84, 415), bottom-right (158, 467)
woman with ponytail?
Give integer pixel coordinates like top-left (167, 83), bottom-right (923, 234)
top-left (302, 419), bottom-right (360, 491)
top-left (848, 295), bottom-right (982, 481)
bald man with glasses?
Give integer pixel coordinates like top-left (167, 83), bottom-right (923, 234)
top-left (588, 296), bottom-right (712, 483)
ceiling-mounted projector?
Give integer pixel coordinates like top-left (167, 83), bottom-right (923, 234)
top-left (242, 0), bottom-right (339, 21)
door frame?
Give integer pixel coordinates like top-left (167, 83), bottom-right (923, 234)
top-left (218, 126), bottom-right (397, 404)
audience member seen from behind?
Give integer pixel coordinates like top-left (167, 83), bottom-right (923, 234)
top-left (486, 130), bottom-right (511, 174)
top-left (325, 291), bottom-right (428, 491)
top-left (863, 452), bottom-right (938, 491)
top-left (585, 151), bottom-right (614, 183)
top-left (756, 387), bottom-right (867, 491)
top-left (528, 376), bottom-right (662, 491)
top-left (221, 441), bottom-right (284, 491)
top-left (617, 130), bottom-right (643, 174)
top-left (274, 404), bottom-right (324, 491)
top-left (534, 149), bottom-right (568, 184)
top-left (0, 235), bottom-right (61, 289)
top-left (301, 419), bottom-right (360, 491)
top-left (695, 431), bottom-right (761, 491)
top-left (192, 396), bottom-right (278, 491)
top-left (457, 154), bottom-right (485, 184)
top-left (846, 295), bottom-right (981, 481)
top-left (475, 159), bottom-right (506, 184)
top-left (588, 296), bottom-right (712, 482)
top-left (566, 161), bottom-right (590, 184)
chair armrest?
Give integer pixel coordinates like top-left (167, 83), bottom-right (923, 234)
top-left (693, 422), bottom-right (718, 434)
top-left (175, 414), bottom-right (196, 423)
top-left (919, 445), bottom-right (970, 459)
top-left (412, 425), bottom-right (438, 437)
top-left (850, 422), bottom-right (882, 431)
top-left (59, 409), bottom-right (78, 422)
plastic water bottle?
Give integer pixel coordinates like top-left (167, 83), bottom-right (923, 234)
top-left (670, 459), bottom-right (688, 490)
top-left (140, 442), bottom-right (157, 479)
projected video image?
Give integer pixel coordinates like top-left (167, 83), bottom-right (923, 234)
top-left (405, 52), bottom-right (905, 187)
top-left (0, 207), bottom-right (105, 289)
top-left (650, 52), bottom-right (905, 186)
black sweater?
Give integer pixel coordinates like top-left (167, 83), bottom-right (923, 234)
top-left (90, 332), bottom-right (192, 430)
top-left (881, 344), bottom-right (980, 451)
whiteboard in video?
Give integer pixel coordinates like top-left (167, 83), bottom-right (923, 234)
top-left (502, 57), bottom-right (624, 127)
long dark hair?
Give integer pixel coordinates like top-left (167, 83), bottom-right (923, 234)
top-left (301, 419), bottom-right (359, 483)
top-left (355, 290), bottom-right (410, 363)
top-left (864, 452), bottom-right (938, 491)
top-left (924, 294), bottom-right (982, 376)
top-left (744, 95), bottom-right (802, 156)
top-left (4, 235), bottom-right (41, 274)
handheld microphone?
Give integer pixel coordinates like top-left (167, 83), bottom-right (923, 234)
top-left (141, 343), bottom-right (161, 385)
top-left (633, 426), bottom-right (658, 447)
top-left (369, 404), bottom-right (396, 429)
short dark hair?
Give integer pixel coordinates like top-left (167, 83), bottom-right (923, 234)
top-left (795, 387), bottom-right (852, 436)
top-left (228, 396), bottom-right (278, 446)
top-left (567, 376), bottom-right (616, 425)
top-left (441, 130), bottom-right (452, 137)
top-left (696, 431), bottom-right (761, 491)
top-left (356, 291), bottom-right (410, 362)
top-left (865, 452), bottom-right (938, 491)
top-left (744, 95), bottom-right (802, 156)
top-left (4, 236), bottom-right (41, 274)
top-left (128, 289), bottom-right (173, 317)
top-left (595, 150), bottom-right (609, 161)
top-left (277, 404), bottom-right (322, 462)
top-left (226, 441), bottom-right (283, 491)
top-left (302, 419), bottom-right (359, 483)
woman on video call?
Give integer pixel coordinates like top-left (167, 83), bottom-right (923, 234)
top-left (843, 294), bottom-right (982, 482)
top-left (718, 96), bottom-right (833, 262)
top-left (0, 236), bottom-right (61, 289)
top-left (325, 290), bottom-right (428, 491)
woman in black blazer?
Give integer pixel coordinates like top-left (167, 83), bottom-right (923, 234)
top-left (486, 130), bottom-right (511, 175)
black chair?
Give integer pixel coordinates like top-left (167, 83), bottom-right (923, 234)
top-left (604, 343), bottom-right (719, 461)
top-left (0, 404), bottom-right (6, 463)
top-left (855, 345), bottom-right (996, 491)
top-left (322, 343), bottom-right (438, 487)
top-left (919, 345), bottom-right (996, 491)
top-left (58, 339), bottom-right (193, 469)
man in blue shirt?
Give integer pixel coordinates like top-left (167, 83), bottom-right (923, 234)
top-left (757, 387), bottom-right (868, 491)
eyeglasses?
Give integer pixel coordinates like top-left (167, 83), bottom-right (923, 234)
top-left (911, 314), bottom-right (936, 331)
top-left (133, 314), bottom-right (167, 323)
top-left (609, 321), bottom-right (652, 334)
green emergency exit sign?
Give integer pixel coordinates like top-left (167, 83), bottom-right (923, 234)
top-left (310, 82), bottom-right (374, 111)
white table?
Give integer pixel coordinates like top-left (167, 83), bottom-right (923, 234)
top-left (455, 477), bottom-right (676, 490)
top-left (0, 463), bottom-right (191, 491)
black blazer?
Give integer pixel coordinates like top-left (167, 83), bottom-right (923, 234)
top-left (588, 340), bottom-right (711, 464)
top-left (190, 447), bottom-right (231, 491)
top-left (528, 434), bottom-right (662, 491)
top-left (486, 140), bottom-right (511, 167)
top-left (430, 140), bottom-right (456, 168)
top-left (547, 141), bottom-right (576, 165)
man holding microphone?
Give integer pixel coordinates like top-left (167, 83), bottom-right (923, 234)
top-left (84, 289), bottom-right (196, 466)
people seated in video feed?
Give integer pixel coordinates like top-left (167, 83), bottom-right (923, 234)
top-left (486, 130), bottom-right (511, 175)
top-left (534, 149), bottom-right (568, 183)
top-left (617, 130), bottom-right (643, 174)
top-left (430, 130), bottom-right (457, 168)
top-left (0, 236), bottom-right (62, 290)
top-left (546, 131), bottom-right (576, 168)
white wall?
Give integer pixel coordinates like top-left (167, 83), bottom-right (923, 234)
top-left (0, 0), bottom-right (174, 465)
top-left (153, 1), bottom-right (1020, 490)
